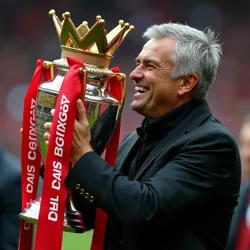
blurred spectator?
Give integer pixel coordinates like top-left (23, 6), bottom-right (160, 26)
top-left (239, 115), bottom-right (250, 184)
top-left (227, 114), bottom-right (250, 250)
top-left (0, 146), bottom-right (21, 250)
top-left (2, 1), bottom-right (250, 158)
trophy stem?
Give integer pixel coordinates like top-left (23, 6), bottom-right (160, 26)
top-left (19, 190), bottom-right (86, 233)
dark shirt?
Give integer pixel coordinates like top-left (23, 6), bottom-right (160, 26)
top-left (128, 100), bottom-right (199, 179)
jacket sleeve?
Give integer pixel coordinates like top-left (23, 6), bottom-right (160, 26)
top-left (65, 133), bottom-right (136, 229)
top-left (65, 130), bottom-right (240, 228)
top-left (71, 190), bottom-right (96, 230)
top-left (41, 164), bottom-right (96, 229)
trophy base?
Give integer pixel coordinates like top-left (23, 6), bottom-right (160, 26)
top-left (19, 198), bottom-right (85, 233)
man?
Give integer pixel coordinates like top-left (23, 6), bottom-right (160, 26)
top-left (45, 23), bottom-right (241, 249)
top-left (0, 147), bottom-right (21, 250)
top-left (227, 115), bottom-right (250, 250)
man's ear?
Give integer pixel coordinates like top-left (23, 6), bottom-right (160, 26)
top-left (178, 73), bottom-right (199, 96)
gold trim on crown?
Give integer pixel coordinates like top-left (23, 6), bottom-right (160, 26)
top-left (48, 9), bottom-right (134, 68)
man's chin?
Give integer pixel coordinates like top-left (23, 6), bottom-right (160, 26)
top-left (130, 102), bottom-right (144, 115)
top-left (130, 102), bottom-right (140, 112)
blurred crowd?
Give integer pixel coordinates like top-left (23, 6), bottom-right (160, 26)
top-left (1, 0), bottom-right (250, 249)
top-left (1, 0), bottom-right (250, 156)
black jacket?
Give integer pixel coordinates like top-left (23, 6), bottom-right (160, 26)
top-left (65, 100), bottom-right (241, 250)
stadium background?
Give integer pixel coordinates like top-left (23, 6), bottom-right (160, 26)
top-left (1, 0), bottom-right (250, 249)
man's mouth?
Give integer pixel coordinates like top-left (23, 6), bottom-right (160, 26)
top-left (135, 86), bottom-right (150, 93)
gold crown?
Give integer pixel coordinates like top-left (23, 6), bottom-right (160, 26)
top-left (49, 9), bottom-right (134, 68)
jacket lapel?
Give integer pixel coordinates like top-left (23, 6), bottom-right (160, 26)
top-left (134, 101), bottom-right (212, 180)
top-left (115, 131), bottom-right (138, 172)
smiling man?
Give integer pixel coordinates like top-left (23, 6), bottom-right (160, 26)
top-left (131, 36), bottom-right (193, 119)
top-left (45, 23), bottom-right (241, 250)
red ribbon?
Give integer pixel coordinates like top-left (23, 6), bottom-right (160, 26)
top-left (91, 67), bottom-right (123, 250)
top-left (19, 60), bottom-right (52, 250)
top-left (234, 191), bottom-right (250, 250)
top-left (34, 57), bottom-right (85, 250)
top-left (20, 58), bottom-right (122, 250)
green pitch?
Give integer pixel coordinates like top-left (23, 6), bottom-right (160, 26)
top-left (32, 228), bottom-right (93, 249)
top-left (62, 230), bottom-right (93, 250)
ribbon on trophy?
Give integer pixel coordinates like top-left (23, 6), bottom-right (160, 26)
top-left (91, 66), bottom-right (122, 250)
top-left (33, 57), bottom-right (86, 250)
top-left (20, 57), bottom-right (123, 250)
top-left (19, 59), bottom-right (52, 250)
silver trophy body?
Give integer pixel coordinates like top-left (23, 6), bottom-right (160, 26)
top-left (19, 58), bottom-right (126, 233)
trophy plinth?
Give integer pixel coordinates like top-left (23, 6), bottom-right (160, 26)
top-left (20, 196), bottom-right (85, 233)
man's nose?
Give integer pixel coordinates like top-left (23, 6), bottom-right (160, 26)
top-left (129, 66), bottom-right (144, 81)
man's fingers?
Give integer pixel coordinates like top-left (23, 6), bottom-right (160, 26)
top-left (44, 132), bottom-right (50, 145)
top-left (44, 122), bottom-right (52, 131)
top-left (76, 99), bottom-right (87, 124)
top-left (50, 109), bottom-right (55, 116)
top-left (44, 132), bottom-right (50, 140)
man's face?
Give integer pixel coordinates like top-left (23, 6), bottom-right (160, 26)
top-left (129, 36), bottom-right (183, 120)
top-left (239, 123), bottom-right (250, 181)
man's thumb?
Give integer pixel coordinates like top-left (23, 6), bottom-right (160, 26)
top-left (76, 99), bottom-right (86, 123)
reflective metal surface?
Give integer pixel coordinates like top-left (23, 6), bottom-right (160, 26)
top-left (19, 63), bottom-right (124, 233)
top-left (35, 71), bottom-right (121, 159)
top-left (20, 195), bottom-right (85, 233)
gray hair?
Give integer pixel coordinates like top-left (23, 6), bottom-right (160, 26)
top-left (143, 23), bottom-right (222, 101)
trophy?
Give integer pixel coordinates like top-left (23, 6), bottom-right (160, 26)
top-left (19, 9), bottom-right (134, 237)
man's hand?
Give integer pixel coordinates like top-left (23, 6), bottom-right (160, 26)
top-left (44, 99), bottom-right (93, 164)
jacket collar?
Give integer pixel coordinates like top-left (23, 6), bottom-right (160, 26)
top-left (116, 100), bottom-right (212, 177)
top-left (137, 100), bottom-right (200, 142)
top-left (134, 100), bottom-right (212, 179)
top-left (184, 100), bottom-right (212, 134)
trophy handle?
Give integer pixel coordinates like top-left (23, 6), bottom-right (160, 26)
top-left (115, 73), bottom-right (126, 106)
top-left (111, 73), bottom-right (126, 124)
top-left (43, 61), bottom-right (54, 79)
top-left (79, 67), bottom-right (88, 99)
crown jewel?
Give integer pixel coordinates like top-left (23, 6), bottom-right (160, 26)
top-left (48, 9), bottom-right (134, 57)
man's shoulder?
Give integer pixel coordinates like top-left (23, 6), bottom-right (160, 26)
top-left (184, 116), bottom-right (238, 153)
top-left (189, 114), bottom-right (234, 138)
